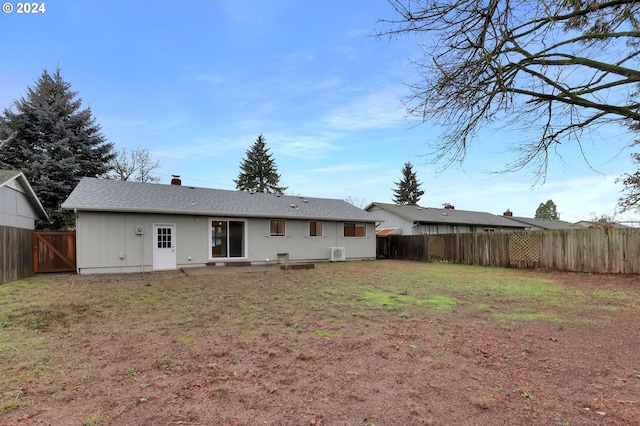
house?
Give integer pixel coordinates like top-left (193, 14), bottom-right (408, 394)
top-left (1, 170), bottom-right (49, 284)
top-left (0, 170), bottom-right (48, 230)
top-left (574, 220), bottom-right (631, 229)
top-left (365, 202), bottom-right (527, 235)
top-left (501, 210), bottom-right (585, 231)
top-left (61, 177), bottom-right (377, 274)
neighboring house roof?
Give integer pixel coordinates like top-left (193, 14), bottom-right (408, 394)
top-left (62, 177), bottom-right (376, 222)
top-left (0, 169), bottom-right (49, 221)
top-left (505, 216), bottom-right (585, 230)
top-left (366, 202), bottom-right (526, 229)
top-left (574, 220), bottom-right (631, 229)
top-left (375, 227), bottom-right (401, 236)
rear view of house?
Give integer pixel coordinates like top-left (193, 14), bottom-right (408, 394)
top-left (62, 178), bottom-right (376, 274)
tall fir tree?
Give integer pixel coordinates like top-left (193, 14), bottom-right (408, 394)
top-left (0, 68), bottom-right (114, 229)
top-left (234, 134), bottom-right (287, 194)
top-left (392, 161), bottom-right (424, 205)
top-left (534, 200), bottom-right (559, 220)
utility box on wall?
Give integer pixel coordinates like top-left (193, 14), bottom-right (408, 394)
top-left (135, 225), bottom-right (144, 235)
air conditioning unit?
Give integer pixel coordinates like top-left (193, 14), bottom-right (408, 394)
top-left (329, 247), bottom-right (346, 262)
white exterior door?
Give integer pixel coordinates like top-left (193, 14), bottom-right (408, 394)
top-left (153, 224), bottom-right (176, 271)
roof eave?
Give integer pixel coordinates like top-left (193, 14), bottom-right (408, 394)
top-left (12, 172), bottom-right (50, 222)
top-left (370, 202), bottom-right (422, 222)
top-left (63, 206), bottom-right (376, 222)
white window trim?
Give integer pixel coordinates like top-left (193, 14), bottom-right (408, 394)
top-left (308, 220), bottom-right (324, 238)
top-left (208, 217), bottom-right (248, 260)
top-left (343, 222), bottom-right (367, 238)
top-left (269, 219), bottom-right (286, 237)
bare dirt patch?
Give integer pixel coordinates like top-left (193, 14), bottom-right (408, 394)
top-left (1, 260), bottom-right (639, 425)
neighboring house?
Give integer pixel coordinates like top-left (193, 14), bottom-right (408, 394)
top-left (0, 170), bottom-right (48, 230)
top-left (574, 220), bottom-right (631, 229)
top-left (366, 202), bottom-right (527, 235)
top-left (501, 210), bottom-right (585, 231)
top-left (61, 177), bottom-right (377, 274)
top-left (1, 170), bottom-right (49, 284)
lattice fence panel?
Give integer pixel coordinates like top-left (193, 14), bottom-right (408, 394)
top-left (428, 236), bottom-right (445, 259)
top-left (509, 233), bottom-right (541, 262)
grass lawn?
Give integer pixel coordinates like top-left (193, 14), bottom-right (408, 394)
top-left (1, 260), bottom-right (639, 425)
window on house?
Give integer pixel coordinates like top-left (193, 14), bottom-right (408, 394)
top-left (484, 228), bottom-right (496, 233)
top-left (157, 227), bottom-right (172, 248)
top-left (309, 221), bottom-right (323, 237)
top-left (344, 222), bottom-right (366, 237)
top-left (210, 219), bottom-right (245, 258)
top-left (270, 219), bottom-right (285, 236)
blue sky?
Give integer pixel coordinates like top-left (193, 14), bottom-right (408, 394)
top-left (1, 1), bottom-right (638, 223)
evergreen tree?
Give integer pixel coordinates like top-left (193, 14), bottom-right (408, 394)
top-left (0, 68), bottom-right (114, 229)
top-left (234, 134), bottom-right (287, 194)
top-left (392, 161), bottom-right (424, 205)
top-left (534, 200), bottom-right (559, 220)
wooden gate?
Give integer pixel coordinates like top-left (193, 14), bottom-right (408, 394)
top-left (33, 231), bottom-right (76, 273)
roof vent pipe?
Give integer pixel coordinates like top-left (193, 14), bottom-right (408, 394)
top-left (171, 175), bottom-right (182, 185)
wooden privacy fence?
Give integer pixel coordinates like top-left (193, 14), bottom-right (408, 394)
top-left (0, 225), bottom-right (33, 284)
top-left (377, 228), bottom-right (640, 274)
top-left (33, 231), bottom-right (76, 273)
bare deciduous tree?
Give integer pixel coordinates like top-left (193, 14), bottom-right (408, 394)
top-left (344, 195), bottom-right (368, 209)
top-left (617, 142), bottom-right (640, 212)
top-left (376, 0), bottom-right (640, 178)
top-left (106, 146), bottom-right (161, 183)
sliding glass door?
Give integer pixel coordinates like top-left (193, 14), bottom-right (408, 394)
top-left (211, 219), bottom-right (246, 259)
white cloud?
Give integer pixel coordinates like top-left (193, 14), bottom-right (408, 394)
top-left (276, 139), bottom-right (338, 158)
top-left (322, 85), bottom-right (407, 131)
top-left (307, 163), bottom-right (378, 174)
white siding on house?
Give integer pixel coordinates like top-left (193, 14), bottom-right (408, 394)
top-left (75, 211), bottom-right (375, 274)
top-left (0, 183), bottom-right (40, 230)
top-left (367, 205), bottom-right (414, 235)
top-left (76, 212), bottom-right (209, 274)
top-left (247, 220), bottom-right (375, 262)
top-left (414, 223), bottom-right (477, 234)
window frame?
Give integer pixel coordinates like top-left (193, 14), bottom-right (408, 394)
top-left (343, 222), bottom-right (366, 238)
top-left (308, 220), bottom-right (323, 238)
top-left (209, 218), bottom-right (247, 260)
top-left (270, 219), bottom-right (286, 237)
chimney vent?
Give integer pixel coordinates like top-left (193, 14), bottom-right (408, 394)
top-left (171, 175), bottom-right (182, 185)
top-left (503, 209), bottom-right (513, 217)
top-left (444, 203), bottom-right (455, 210)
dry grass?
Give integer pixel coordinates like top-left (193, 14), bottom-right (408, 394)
top-left (1, 261), bottom-right (639, 425)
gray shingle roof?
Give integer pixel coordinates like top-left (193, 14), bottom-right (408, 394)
top-left (507, 216), bottom-right (584, 230)
top-left (62, 177), bottom-right (376, 222)
top-left (367, 202), bottom-right (526, 228)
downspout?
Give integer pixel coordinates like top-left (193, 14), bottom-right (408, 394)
top-left (141, 230), bottom-right (144, 274)
top-left (74, 209), bottom-right (80, 274)
top-left (412, 221), bottom-right (420, 235)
